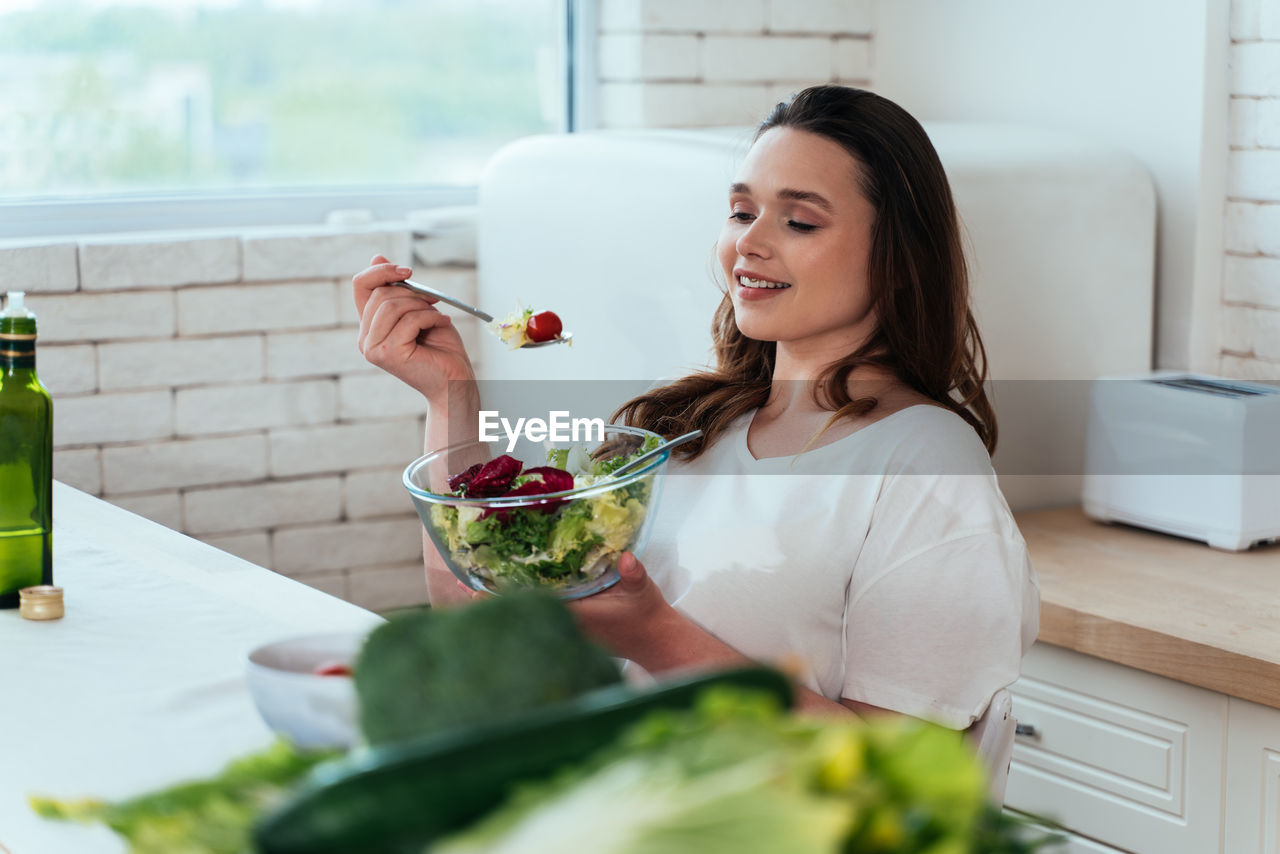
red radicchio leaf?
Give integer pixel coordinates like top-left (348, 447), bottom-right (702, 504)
top-left (520, 466), bottom-right (575, 493)
top-left (446, 462), bottom-right (486, 493)
top-left (478, 466), bottom-right (575, 520)
top-left (465, 455), bottom-right (523, 498)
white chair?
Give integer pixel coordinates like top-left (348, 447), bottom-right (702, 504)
top-left (966, 688), bottom-right (1017, 803)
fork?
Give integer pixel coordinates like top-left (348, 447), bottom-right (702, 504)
top-left (391, 280), bottom-right (572, 348)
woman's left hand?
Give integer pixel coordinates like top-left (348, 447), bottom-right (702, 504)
top-left (464, 553), bottom-right (738, 676)
top-left (567, 552), bottom-right (678, 666)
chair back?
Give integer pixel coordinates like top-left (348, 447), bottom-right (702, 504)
top-left (967, 688), bottom-right (1016, 803)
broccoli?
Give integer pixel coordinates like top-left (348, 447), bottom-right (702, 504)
top-left (353, 592), bottom-right (623, 746)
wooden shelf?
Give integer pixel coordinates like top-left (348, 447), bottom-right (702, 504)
top-left (1015, 507), bottom-right (1280, 709)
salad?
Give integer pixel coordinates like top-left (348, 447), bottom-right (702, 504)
top-left (489, 306), bottom-right (565, 348)
top-left (428, 434), bottom-right (663, 593)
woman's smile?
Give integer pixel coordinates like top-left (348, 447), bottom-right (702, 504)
top-left (735, 269), bottom-right (792, 300)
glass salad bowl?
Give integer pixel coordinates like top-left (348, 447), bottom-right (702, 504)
top-left (403, 425), bottom-right (670, 600)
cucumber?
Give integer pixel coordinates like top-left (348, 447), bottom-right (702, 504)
top-left (253, 666), bottom-right (791, 854)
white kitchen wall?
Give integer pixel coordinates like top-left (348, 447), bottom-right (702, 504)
top-left (593, 0), bottom-right (873, 127)
top-left (1223, 0), bottom-right (1280, 379)
top-left (872, 0), bottom-right (1229, 374)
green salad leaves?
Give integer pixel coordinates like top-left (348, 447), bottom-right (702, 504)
top-left (429, 689), bottom-right (1059, 854)
top-left (30, 741), bottom-right (335, 854)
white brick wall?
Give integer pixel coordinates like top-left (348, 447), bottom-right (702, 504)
top-left (200, 530), bottom-right (272, 568)
top-left (178, 281), bottom-right (339, 336)
top-left (595, 0), bottom-right (872, 128)
top-left (1224, 256), bottom-right (1280, 308)
top-left (175, 379), bottom-right (337, 436)
top-left (0, 241), bottom-right (79, 293)
top-left (0, 222), bottom-right (467, 611)
top-left (38, 344), bottom-right (97, 395)
top-left (266, 329), bottom-right (369, 379)
top-left (343, 467), bottom-right (415, 520)
top-left (272, 518), bottom-right (423, 576)
top-left (702, 35), bottom-right (840, 84)
top-left (598, 33), bottom-right (700, 81)
top-left (98, 336), bottom-right (263, 391)
top-left (1259, 204), bottom-right (1280, 255)
top-left (337, 373), bottom-right (429, 421)
top-left (53, 447), bottom-right (101, 495)
top-left (767, 0), bottom-right (872, 35)
top-left (36, 291), bottom-right (176, 343)
top-left (55, 390), bottom-right (174, 446)
top-left (79, 234), bottom-right (240, 290)
top-left (102, 434), bottom-right (269, 493)
top-left (347, 562), bottom-right (431, 613)
top-left (1223, 0), bottom-right (1280, 380)
top-left (241, 228), bottom-right (411, 281)
top-left (110, 491), bottom-right (184, 531)
top-left (183, 476), bottom-right (343, 535)
top-left (268, 418), bottom-right (423, 478)
top-left (598, 81), bottom-right (800, 128)
top-left (599, 0), bottom-right (767, 34)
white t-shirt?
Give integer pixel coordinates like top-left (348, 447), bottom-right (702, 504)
top-left (641, 404), bottom-right (1041, 729)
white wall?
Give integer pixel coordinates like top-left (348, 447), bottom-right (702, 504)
top-left (872, 0), bottom-right (1229, 373)
top-left (1222, 0), bottom-right (1280, 380)
top-left (593, 0), bottom-right (874, 126)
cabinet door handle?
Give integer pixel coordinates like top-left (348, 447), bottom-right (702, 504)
top-left (1015, 722), bottom-right (1038, 738)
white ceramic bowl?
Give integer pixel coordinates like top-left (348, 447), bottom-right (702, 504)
top-left (245, 631), bottom-right (365, 750)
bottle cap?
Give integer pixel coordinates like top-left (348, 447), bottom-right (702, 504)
top-left (3, 291), bottom-right (28, 317)
top-left (1, 291), bottom-right (37, 346)
top-left (18, 585), bottom-right (64, 621)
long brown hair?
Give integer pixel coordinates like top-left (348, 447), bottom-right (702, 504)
top-left (614, 85), bottom-right (996, 458)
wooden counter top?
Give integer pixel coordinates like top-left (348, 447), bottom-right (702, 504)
top-left (1015, 507), bottom-right (1280, 709)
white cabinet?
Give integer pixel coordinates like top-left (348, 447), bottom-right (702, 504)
top-left (1224, 698), bottom-right (1280, 854)
top-left (1053, 831), bottom-right (1130, 854)
top-left (1005, 643), bottom-right (1228, 854)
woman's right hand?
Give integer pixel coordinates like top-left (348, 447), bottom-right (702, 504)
top-left (353, 255), bottom-right (476, 403)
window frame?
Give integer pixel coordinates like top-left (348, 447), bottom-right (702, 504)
top-left (0, 0), bottom-right (590, 240)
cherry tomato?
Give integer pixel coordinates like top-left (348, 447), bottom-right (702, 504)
top-left (313, 661), bottom-right (353, 677)
top-left (526, 310), bottom-right (562, 343)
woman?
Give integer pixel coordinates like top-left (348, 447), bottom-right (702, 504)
top-left (352, 85), bottom-right (1039, 726)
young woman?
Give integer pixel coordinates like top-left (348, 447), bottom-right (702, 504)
top-left (352, 85), bottom-right (1039, 726)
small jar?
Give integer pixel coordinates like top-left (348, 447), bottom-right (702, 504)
top-left (19, 585), bottom-right (64, 621)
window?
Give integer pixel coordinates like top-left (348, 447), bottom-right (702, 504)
top-left (0, 0), bottom-right (576, 236)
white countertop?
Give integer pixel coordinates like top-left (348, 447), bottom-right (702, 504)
top-left (0, 482), bottom-right (384, 854)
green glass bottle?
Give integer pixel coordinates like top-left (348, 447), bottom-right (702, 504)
top-left (0, 291), bottom-right (53, 608)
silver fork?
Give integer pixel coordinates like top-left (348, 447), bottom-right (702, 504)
top-left (391, 280), bottom-right (572, 348)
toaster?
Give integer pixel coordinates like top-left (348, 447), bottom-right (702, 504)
top-left (1082, 372), bottom-right (1280, 551)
